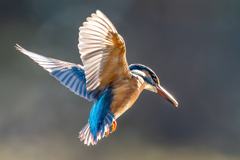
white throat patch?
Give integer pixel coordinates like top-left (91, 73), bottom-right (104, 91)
top-left (145, 83), bottom-right (157, 93)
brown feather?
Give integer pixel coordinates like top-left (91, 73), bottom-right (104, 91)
top-left (110, 75), bottom-right (145, 119)
top-left (79, 10), bottom-right (132, 91)
top-left (99, 32), bottom-right (131, 87)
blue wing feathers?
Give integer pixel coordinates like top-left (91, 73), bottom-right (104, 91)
top-left (49, 66), bottom-right (97, 101)
top-left (15, 45), bottom-right (103, 102)
top-left (50, 65), bottom-right (106, 102)
top-left (75, 79), bottom-right (81, 96)
top-left (68, 75), bottom-right (77, 89)
top-left (16, 45), bottom-right (117, 146)
top-left (79, 81), bottom-right (84, 95)
top-left (62, 72), bottom-right (73, 84)
top-left (64, 73), bottom-right (75, 86)
top-left (72, 78), bottom-right (80, 93)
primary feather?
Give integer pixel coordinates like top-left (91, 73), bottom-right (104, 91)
top-left (15, 44), bottom-right (100, 101)
top-left (78, 10), bottom-right (131, 92)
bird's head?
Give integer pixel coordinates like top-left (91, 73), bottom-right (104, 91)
top-left (129, 64), bottom-right (178, 107)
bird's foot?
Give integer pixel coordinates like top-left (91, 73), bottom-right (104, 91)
top-left (105, 120), bottom-right (117, 137)
top-left (105, 130), bottom-right (110, 137)
top-left (110, 121), bottom-right (117, 133)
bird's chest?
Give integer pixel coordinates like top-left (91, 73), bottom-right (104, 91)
top-left (110, 76), bottom-right (145, 119)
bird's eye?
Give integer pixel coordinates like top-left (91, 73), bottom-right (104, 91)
top-left (151, 74), bottom-right (157, 83)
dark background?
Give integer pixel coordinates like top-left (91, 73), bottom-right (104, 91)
top-left (1, 0), bottom-right (240, 159)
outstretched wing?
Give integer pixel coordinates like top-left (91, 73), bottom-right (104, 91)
top-left (78, 10), bottom-right (132, 92)
top-left (15, 44), bottom-right (102, 101)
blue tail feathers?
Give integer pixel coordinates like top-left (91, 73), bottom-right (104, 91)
top-left (78, 111), bottom-right (117, 145)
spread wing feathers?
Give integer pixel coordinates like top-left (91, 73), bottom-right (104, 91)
top-left (78, 10), bottom-right (131, 92)
top-left (15, 44), bottom-right (99, 101)
top-left (78, 112), bottom-right (117, 145)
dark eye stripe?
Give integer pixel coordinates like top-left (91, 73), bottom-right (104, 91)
top-left (143, 77), bottom-right (152, 84)
top-left (129, 64), bottom-right (159, 84)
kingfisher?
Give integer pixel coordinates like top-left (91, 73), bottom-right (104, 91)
top-left (16, 10), bottom-right (178, 146)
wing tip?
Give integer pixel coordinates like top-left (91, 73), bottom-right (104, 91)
top-left (15, 44), bottom-right (25, 53)
top-left (14, 44), bottom-right (34, 57)
top-left (96, 10), bottom-right (102, 15)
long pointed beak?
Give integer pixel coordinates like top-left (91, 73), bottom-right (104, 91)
top-left (155, 84), bottom-right (178, 107)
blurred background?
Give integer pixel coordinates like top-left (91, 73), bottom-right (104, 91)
top-left (1, 0), bottom-right (240, 159)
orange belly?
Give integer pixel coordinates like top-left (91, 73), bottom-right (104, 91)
top-left (110, 75), bottom-right (145, 119)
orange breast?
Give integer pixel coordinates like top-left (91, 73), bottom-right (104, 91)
top-left (110, 75), bottom-right (145, 119)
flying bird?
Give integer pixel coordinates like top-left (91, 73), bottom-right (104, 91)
top-left (16, 10), bottom-right (178, 146)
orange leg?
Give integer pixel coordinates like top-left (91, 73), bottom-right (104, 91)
top-left (105, 130), bottom-right (109, 137)
top-left (105, 121), bottom-right (117, 137)
top-left (110, 121), bottom-right (117, 133)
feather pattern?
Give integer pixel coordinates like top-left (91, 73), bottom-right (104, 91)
top-left (78, 10), bottom-right (131, 92)
top-left (15, 44), bottom-right (101, 101)
top-left (78, 111), bottom-right (117, 145)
